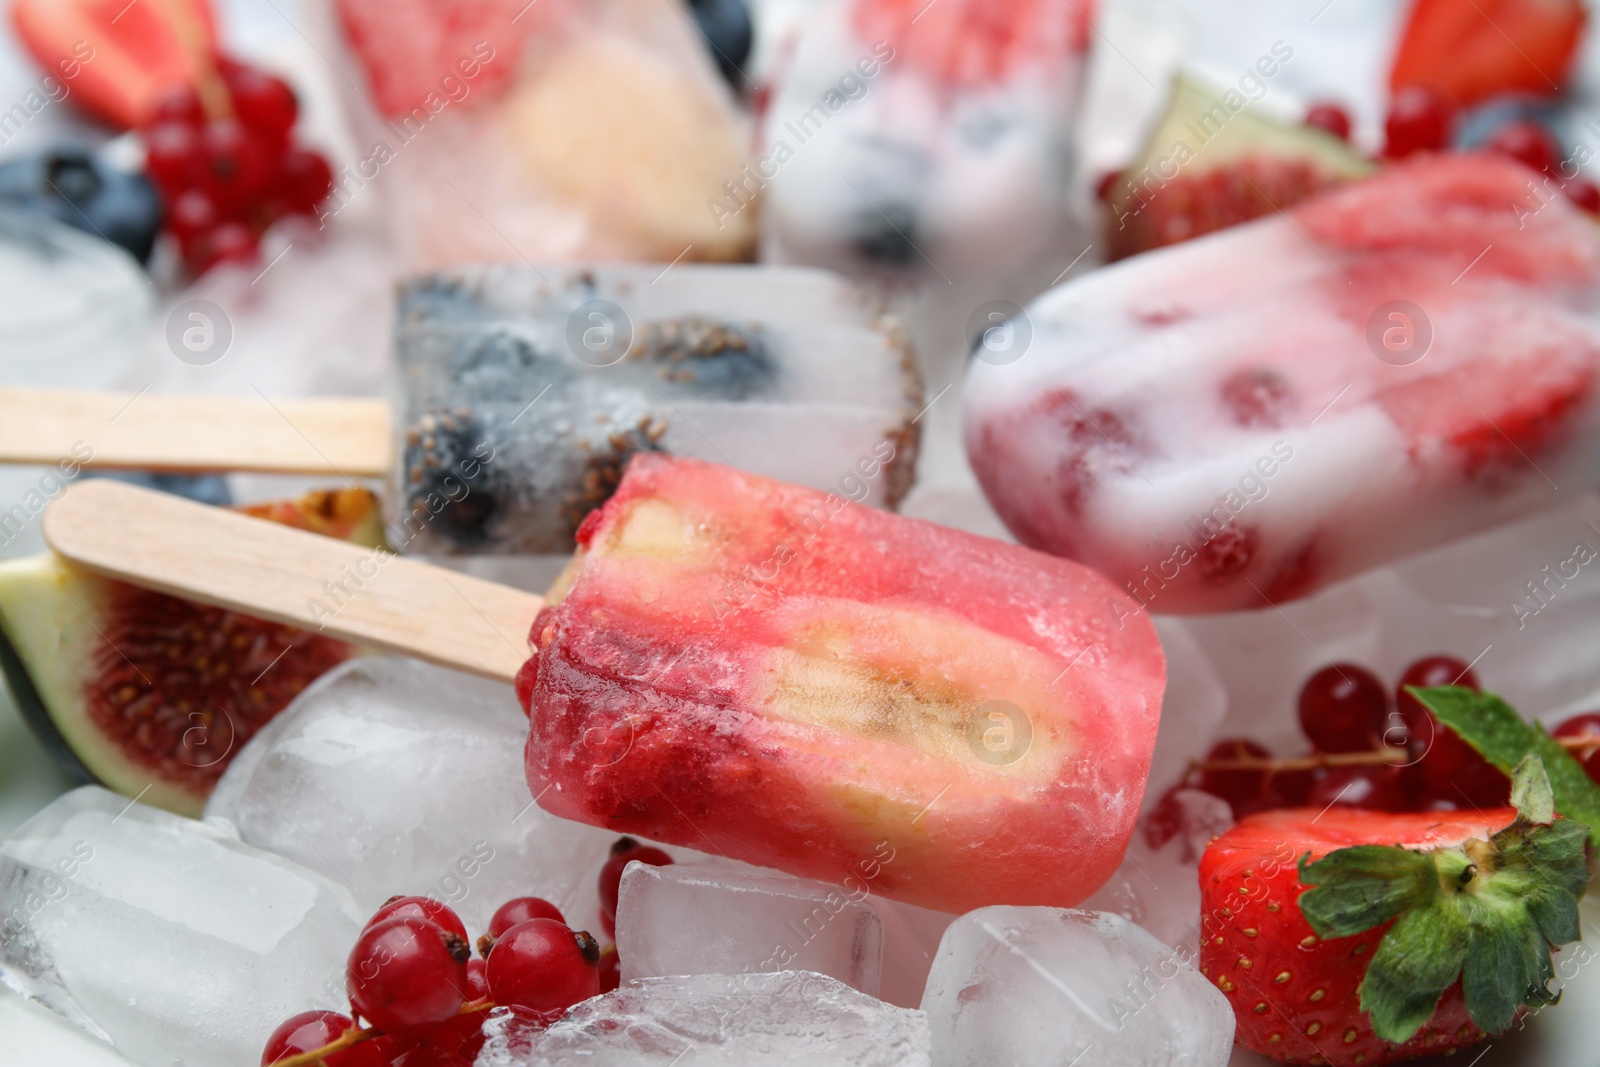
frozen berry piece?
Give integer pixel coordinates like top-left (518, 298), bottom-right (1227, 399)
top-left (347, 917), bottom-right (470, 1035)
top-left (485, 919), bottom-right (601, 1018)
top-left (1297, 663), bottom-right (1387, 753)
top-left (1220, 367), bottom-right (1293, 428)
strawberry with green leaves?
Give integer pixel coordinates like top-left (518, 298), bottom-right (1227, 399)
top-left (1201, 754), bottom-right (1589, 1065)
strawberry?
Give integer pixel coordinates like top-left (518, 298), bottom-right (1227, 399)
top-left (1200, 756), bottom-right (1589, 1065)
top-left (1390, 0), bottom-right (1587, 108)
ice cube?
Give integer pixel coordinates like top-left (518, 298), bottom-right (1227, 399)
top-left (921, 907), bottom-right (1233, 1067)
top-left (476, 970), bottom-right (932, 1066)
top-left (205, 657), bottom-right (615, 935)
top-left (0, 786), bottom-right (363, 1067)
top-left (872, 896), bottom-right (957, 1010)
top-left (391, 263), bottom-right (921, 554)
top-left (1081, 789), bottom-right (1234, 953)
top-left (616, 862), bottom-right (884, 994)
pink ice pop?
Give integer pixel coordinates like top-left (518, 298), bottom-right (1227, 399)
top-left (966, 153), bottom-right (1600, 613)
top-left (516, 455), bottom-right (1165, 913)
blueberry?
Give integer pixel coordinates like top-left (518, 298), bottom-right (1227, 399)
top-left (633, 315), bottom-right (772, 399)
top-left (853, 201), bottom-right (921, 268)
top-left (401, 407), bottom-right (502, 547)
top-left (85, 470), bottom-right (233, 507)
top-left (688, 0), bottom-right (752, 85)
top-left (0, 145), bottom-right (162, 263)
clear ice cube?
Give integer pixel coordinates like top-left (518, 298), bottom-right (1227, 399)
top-left (616, 862), bottom-right (884, 994)
top-left (0, 786), bottom-right (363, 1067)
top-left (476, 970), bottom-right (932, 1066)
top-left (920, 907), bottom-right (1233, 1067)
top-left (205, 657), bottom-right (615, 935)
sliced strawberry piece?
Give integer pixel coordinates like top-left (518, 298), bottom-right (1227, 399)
top-left (849, 0), bottom-right (1088, 88)
top-left (11, 0), bottom-right (217, 129)
top-left (1390, 0), bottom-right (1587, 107)
top-left (1201, 756), bottom-right (1588, 1065)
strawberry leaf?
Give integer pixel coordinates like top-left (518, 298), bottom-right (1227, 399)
top-left (1297, 744), bottom-right (1590, 1045)
top-left (1298, 846), bottom-right (1434, 938)
top-left (1408, 685), bottom-right (1600, 848)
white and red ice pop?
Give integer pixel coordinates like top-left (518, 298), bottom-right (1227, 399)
top-left (967, 154), bottom-right (1600, 613)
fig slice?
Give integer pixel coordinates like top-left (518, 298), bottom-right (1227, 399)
top-left (0, 487), bottom-right (382, 816)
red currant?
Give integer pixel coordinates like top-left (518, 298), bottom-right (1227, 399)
top-left (145, 85), bottom-right (204, 129)
top-left (488, 897), bottom-right (565, 939)
top-left (223, 64), bottom-right (299, 143)
top-left (599, 838), bottom-right (673, 937)
top-left (1553, 712), bottom-right (1600, 782)
top-left (1394, 655), bottom-right (1509, 804)
top-left (1307, 765), bottom-right (1407, 812)
top-left (1197, 738), bottom-right (1272, 816)
top-left (1304, 101), bottom-right (1352, 141)
top-left (392, 1048), bottom-right (472, 1067)
top-left (414, 959), bottom-right (488, 1056)
top-left (368, 896), bottom-right (469, 942)
top-left (1485, 119), bottom-right (1561, 176)
top-left (144, 120), bottom-right (206, 194)
top-left (168, 190), bottom-right (219, 241)
top-left (485, 919), bottom-right (601, 1018)
top-left (598, 949), bottom-right (622, 993)
top-left (261, 1011), bottom-right (382, 1067)
top-left (1394, 654), bottom-right (1478, 754)
top-left (1383, 85), bottom-right (1456, 158)
top-left (346, 917), bottom-right (470, 1035)
top-left (1297, 663), bottom-right (1387, 753)
top-left (1565, 178), bottom-right (1600, 214)
top-left (279, 148), bottom-right (334, 213)
top-left (207, 221), bottom-right (260, 268)
top-left (202, 119), bottom-right (272, 208)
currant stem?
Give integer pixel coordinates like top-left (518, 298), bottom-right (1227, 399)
top-left (268, 1000), bottom-right (494, 1067)
top-left (1191, 733), bottom-right (1600, 774)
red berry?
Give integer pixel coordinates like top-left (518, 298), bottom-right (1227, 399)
top-left (145, 85), bottom-right (204, 129)
top-left (1565, 178), bottom-right (1600, 214)
top-left (280, 148), bottom-right (334, 213)
top-left (1485, 119), bottom-right (1561, 175)
top-left (414, 960), bottom-right (488, 1055)
top-left (1297, 663), bottom-right (1387, 753)
top-left (207, 221), bottom-right (259, 268)
top-left (346, 917), bottom-right (470, 1035)
top-left (1383, 84), bottom-right (1457, 158)
top-left (202, 119), bottom-right (272, 208)
top-left (224, 64), bottom-right (299, 143)
top-left (598, 949), bottom-right (621, 993)
top-left (144, 120), bottom-right (206, 193)
top-left (368, 896), bottom-right (469, 942)
top-left (485, 919), bottom-right (601, 1018)
top-left (1306, 764), bottom-right (1407, 812)
top-left (1197, 738), bottom-right (1272, 816)
top-left (392, 1049), bottom-right (471, 1067)
top-left (488, 897), bottom-right (565, 938)
top-left (1219, 367), bottom-right (1292, 429)
top-left (1304, 101), bottom-right (1352, 141)
top-left (1552, 712), bottom-right (1600, 782)
top-left (1394, 655), bottom-right (1508, 804)
top-left (168, 189), bottom-right (218, 240)
top-left (261, 1011), bottom-right (382, 1067)
top-left (598, 838), bottom-right (673, 937)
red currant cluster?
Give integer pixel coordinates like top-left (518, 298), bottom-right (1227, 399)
top-left (1154, 654), bottom-right (1522, 834)
top-left (139, 58), bottom-right (333, 275)
top-left (260, 838), bottom-right (673, 1067)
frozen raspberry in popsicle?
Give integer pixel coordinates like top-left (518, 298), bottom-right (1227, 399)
top-left (518, 455), bottom-right (1164, 914)
top-left (966, 153), bottom-right (1600, 613)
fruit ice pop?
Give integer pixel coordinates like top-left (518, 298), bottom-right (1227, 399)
top-left (760, 0), bottom-right (1088, 281)
top-left (966, 153), bottom-right (1600, 614)
top-left (517, 454), bottom-right (1166, 914)
top-left (327, 0), bottom-right (754, 269)
top-left (394, 264), bottom-right (922, 555)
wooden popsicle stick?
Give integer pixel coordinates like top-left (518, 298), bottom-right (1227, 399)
top-left (0, 388), bottom-right (392, 477)
top-left (43, 480), bottom-right (541, 683)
